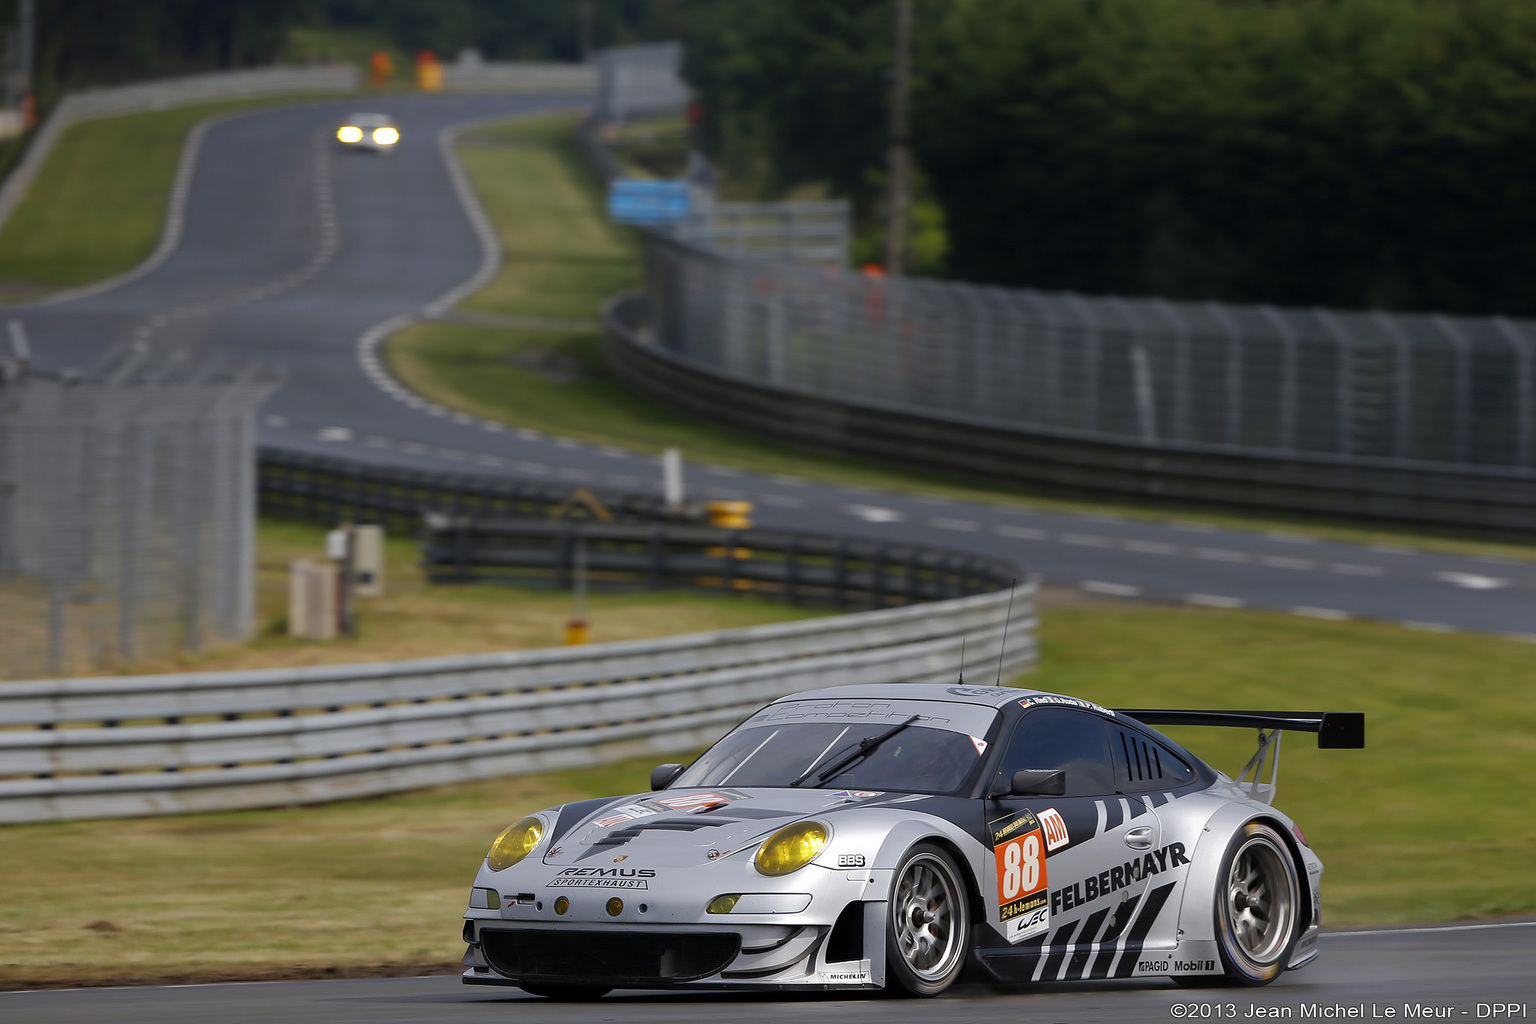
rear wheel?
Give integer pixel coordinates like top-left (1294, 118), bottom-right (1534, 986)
top-left (519, 983), bottom-right (611, 1000)
top-left (884, 843), bottom-right (970, 997)
top-left (1212, 822), bottom-right (1301, 986)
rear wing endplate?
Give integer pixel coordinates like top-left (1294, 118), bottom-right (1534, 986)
top-left (1113, 710), bottom-right (1365, 805)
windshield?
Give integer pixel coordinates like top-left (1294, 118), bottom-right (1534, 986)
top-left (672, 698), bottom-right (999, 794)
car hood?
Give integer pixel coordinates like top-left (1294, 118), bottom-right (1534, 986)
top-left (537, 787), bottom-right (899, 869)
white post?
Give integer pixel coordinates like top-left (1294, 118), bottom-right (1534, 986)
top-left (662, 447), bottom-right (684, 510)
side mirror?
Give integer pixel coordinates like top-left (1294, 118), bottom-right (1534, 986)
top-left (650, 763), bottom-right (685, 791)
top-left (1005, 768), bottom-right (1067, 797)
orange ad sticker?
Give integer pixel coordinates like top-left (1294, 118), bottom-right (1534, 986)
top-left (994, 826), bottom-right (1050, 941)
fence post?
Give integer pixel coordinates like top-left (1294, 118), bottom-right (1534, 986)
top-left (1493, 318), bottom-right (1534, 468)
top-left (1259, 306), bottom-right (1299, 452)
top-left (1431, 315), bottom-right (1473, 464)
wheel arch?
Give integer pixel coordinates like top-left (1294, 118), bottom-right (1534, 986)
top-left (1173, 802), bottom-right (1308, 945)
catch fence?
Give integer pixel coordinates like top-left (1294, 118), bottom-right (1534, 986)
top-left (0, 365), bottom-right (277, 679)
top-left (642, 234), bottom-right (1536, 473)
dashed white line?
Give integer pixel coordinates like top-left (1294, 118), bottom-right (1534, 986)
top-left (1292, 606), bottom-right (1351, 621)
top-left (516, 429), bottom-right (542, 441)
top-left (1260, 556), bottom-right (1316, 570)
top-left (1329, 563), bottom-right (1385, 577)
top-left (554, 438), bottom-right (580, 450)
top-left (994, 525), bottom-right (1047, 541)
top-left (480, 422), bottom-right (504, 433)
top-left (1435, 571), bottom-right (1510, 590)
top-left (1402, 621), bottom-right (1454, 633)
top-left (846, 505), bottom-right (906, 523)
top-left (1186, 594), bottom-right (1245, 609)
top-left (316, 426), bottom-right (353, 442)
top-left (600, 447), bottom-right (629, 458)
top-left (1123, 540), bottom-right (1176, 555)
top-left (931, 518), bottom-right (979, 532)
top-left (1083, 581), bottom-right (1141, 597)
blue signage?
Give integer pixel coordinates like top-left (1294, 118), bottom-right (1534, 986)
top-left (608, 178), bottom-right (690, 225)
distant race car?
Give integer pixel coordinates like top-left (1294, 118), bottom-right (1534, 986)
top-left (460, 683), bottom-right (1363, 999)
top-left (335, 113), bottom-right (399, 153)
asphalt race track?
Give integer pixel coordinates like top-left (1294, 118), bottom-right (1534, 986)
top-left (10, 92), bottom-right (1536, 638)
top-left (2, 922), bottom-right (1533, 1023)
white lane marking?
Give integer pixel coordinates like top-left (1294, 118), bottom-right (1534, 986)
top-left (1505, 632), bottom-right (1536, 643)
top-left (1292, 606), bottom-right (1351, 621)
top-left (316, 427), bottom-right (353, 442)
top-left (1060, 533), bottom-right (1110, 547)
top-left (451, 413), bottom-right (475, 425)
top-left (931, 518), bottom-right (979, 532)
top-left (1123, 540), bottom-right (1176, 555)
top-left (1329, 563), bottom-right (1385, 576)
top-left (516, 428), bottom-right (542, 441)
top-left (1435, 571), bottom-right (1510, 590)
top-left (264, 414), bottom-right (287, 427)
top-left (762, 494), bottom-right (806, 508)
top-left (481, 422), bottom-right (504, 432)
top-left (846, 505), bottom-right (906, 523)
top-left (1197, 548), bottom-right (1250, 563)
top-left (600, 447), bottom-right (628, 458)
top-left (1261, 555), bottom-right (1316, 570)
top-left (1327, 920), bottom-right (1536, 938)
top-left (995, 525), bottom-right (1046, 541)
top-left (1402, 621), bottom-right (1454, 633)
top-left (1083, 581), bottom-right (1141, 597)
top-left (1187, 594), bottom-right (1245, 609)
top-left (554, 438), bottom-right (580, 449)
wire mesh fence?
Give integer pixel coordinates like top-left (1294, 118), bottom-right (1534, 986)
top-left (0, 363), bottom-right (277, 679)
top-left (642, 234), bottom-right (1536, 471)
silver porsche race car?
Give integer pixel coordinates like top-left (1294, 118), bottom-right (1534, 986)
top-left (460, 684), bottom-right (1363, 998)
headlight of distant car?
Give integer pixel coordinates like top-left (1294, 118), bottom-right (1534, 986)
top-left (372, 126), bottom-right (400, 146)
top-left (336, 125), bottom-right (363, 144)
top-left (755, 820), bottom-right (829, 876)
top-left (487, 816), bottom-right (544, 870)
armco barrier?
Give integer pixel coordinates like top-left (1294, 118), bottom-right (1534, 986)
top-left (604, 293), bottom-right (1536, 537)
top-left (0, 585), bottom-right (1035, 823)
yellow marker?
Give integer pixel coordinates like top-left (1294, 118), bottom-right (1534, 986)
top-left (564, 620), bottom-right (590, 645)
top-left (706, 500), bottom-right (753, 529)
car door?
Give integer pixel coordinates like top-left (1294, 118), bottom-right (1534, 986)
top-left (984, 707), bottom-right (1162, 981)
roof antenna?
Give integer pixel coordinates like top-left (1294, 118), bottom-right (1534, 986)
top-left (995, 578), bottom-right (1018, 686)
top-left (957, 637), bottom-right (967, 684)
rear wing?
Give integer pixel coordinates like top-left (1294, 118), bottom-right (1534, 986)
top-left (1113, 709), bottom-right (1365, 804)
top-left (1114, 710), bottom-right (1364, 749)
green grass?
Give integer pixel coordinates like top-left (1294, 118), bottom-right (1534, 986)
top-left (386, 114), bottom-right (1536, 562)
top-left (2, 605), bottom-right (1530, 987)
top-left (0, 95), bottom-right (340, 293)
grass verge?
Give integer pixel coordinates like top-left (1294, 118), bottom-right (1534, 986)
top-left (0, 94), bottom-right (343, 294)
top-left (387, 115), bottom-right (1536, 562)
top-left (36, 516), bottom-right (826, 679)
top-left (2, 606), bottom-right (1531, 987)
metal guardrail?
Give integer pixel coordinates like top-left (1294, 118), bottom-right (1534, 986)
top-left (440, 60), bottom-right (596, 94)
top-left (257, 448), bottom-right (682, 532)
top-left (422, 516), bottom-right (1018, 609)
top-left (0, 584), bottom-right (1035, 823)
top-left (605, 291), bottom-right (1536, 536)
top-left (0, 65), bottom-right (360, 234)
top-left (676, 201), bottom-right (850, 267)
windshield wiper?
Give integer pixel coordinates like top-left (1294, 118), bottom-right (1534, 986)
top-left (789, 715), bottom-right (921, 788)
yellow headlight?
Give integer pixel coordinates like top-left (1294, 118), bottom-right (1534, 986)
top-left (337, 126), bottom-right (363, 144)
top-left (486, 816), bottom-right (543, 870)
top-left (755, 820), bottom-right (829, 876)
top-left (372, 126), bottom-right (400, 145)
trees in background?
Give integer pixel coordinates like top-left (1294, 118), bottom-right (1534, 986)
top-left (681, 0), bottom-right (1536, 316)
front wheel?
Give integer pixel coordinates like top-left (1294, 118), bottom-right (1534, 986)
top-left (884, 843), bottom-right (971, 997)
top-left (1213, 821), bottom-right (1301, 986)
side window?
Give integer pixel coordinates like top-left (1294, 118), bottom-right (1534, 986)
top-left (1112, 727), bottom-right (1196, 792)
top-left (994, 708), bottom-right (1115, 797)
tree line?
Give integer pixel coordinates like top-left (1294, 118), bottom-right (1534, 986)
top-left (680, 0), bottom-right (1536, 316)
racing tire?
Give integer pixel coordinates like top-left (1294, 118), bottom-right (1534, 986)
top-left (1211, 821), bottom-right (1301, 986)
top-left (519, 983), bottom-right (612, 1001)
top-left (884, 843), bottom-right (971, 997)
